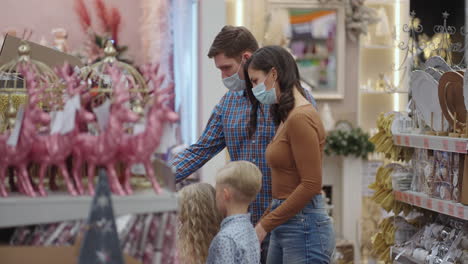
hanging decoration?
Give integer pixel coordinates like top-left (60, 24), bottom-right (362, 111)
top-left (345, 0), bottom-right (380, 42)
top-left (74, 0), bottom-right (128, 64)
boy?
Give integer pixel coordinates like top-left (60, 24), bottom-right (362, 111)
top-left (206, 161), bottom-right (262, 264)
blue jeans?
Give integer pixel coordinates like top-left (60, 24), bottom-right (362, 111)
top-left (266, 195), bottom-right (335, 264)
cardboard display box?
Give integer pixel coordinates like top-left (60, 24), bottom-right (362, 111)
top-left (0, 235), bottom-right (141, 264)
top-left (0, 34), bottom-right (83, 69)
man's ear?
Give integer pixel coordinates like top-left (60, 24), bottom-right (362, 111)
top-left (243, 51), bottom-right (253, 61)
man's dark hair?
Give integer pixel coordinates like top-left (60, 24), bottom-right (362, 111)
top-left (207, 25), bottom-right (259, 60)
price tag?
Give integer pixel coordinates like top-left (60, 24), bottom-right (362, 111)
top-left (442, 140), bottom-right (449, 151)
top-left (408, 193), bottom-right (415, 204)
top-left (404, 136), bottom-right (410, 146)
top-left (7, 107), bottom-right (24, 146)
top-left (437, 201), bottom-right (445, 213)
top-left (403, 193), bottom-right (409, 203)
top-left (427, 198), bottom-right (433, 209)
top-left (415, 196), bottom-right (422, 207)
top-left (93, 99), bottom-right (111, 131)
top-left (448, 204), bottom-right (455, 216)
top-left (457, 206), bottom-right (465, 219)
top-left (455, 141), bottom-right (467, 153)
top-left (396, 135), bottom-right (402, 145)
top-left (423, 138), bottom-right (430, 148)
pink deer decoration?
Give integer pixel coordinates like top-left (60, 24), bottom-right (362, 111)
top-left (119, 64), bottom-right (179, 195)
top-left (30, 64), bottom-right (95, 196)
top-left (0, 66), bottom-right (51, 197)
top-left (73, 66), bottom-right (139, 195)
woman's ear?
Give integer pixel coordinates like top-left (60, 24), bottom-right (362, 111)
top-left (271, 68), bottom-right (278, 81)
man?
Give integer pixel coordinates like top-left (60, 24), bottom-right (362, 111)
top-left (171, 25), bottom-right (316, 261)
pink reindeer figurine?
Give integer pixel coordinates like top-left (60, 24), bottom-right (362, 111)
top-left (119, 64), bottom-right (179, 195)
top-left (30, 64), bottom-right (95, 196)
top-left (0, 66), bottom-right (51, 197)
top-left (73, 66), bottom-right (139, 195)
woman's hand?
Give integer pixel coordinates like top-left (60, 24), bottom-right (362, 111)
top-left (255, 223), bottom-right (267, 243)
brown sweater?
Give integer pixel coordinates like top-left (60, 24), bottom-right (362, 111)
top-left (260, 104), bottom-right (326, 232)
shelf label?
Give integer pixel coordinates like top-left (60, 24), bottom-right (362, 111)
top-left (404, 136), bottom-right (410, 146)
top-left (396, 136), bottom-right (402, 145)
top-left (403, 193), bottom-right (409, 202)
top-left (443, 140), bottom-right (449, 151)
top-left (427, 198), bottom-right (433, 209)
top-left (423, 138), bottom-right (430, 148)
top-left (394, 191), bottom-right (401, 200)
top-left (437, 201), bottom-right (445, 213)
top-left (408, 194), bottom-right (415, 204)
top-left (415, 196), bottom-right (422, 207)
top-left (457, 206), bottom-right (465, 219)
top-left (455, 141), bottom-right (467, 153)
top-left (448, 204), bottom-right (455, 216)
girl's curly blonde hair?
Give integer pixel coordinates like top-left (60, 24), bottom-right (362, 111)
top-left (178, 183), bottom-right (222, 264)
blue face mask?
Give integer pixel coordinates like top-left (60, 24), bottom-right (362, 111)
top-left (252, 71), bottom-right (277, 105)
top-left (222, 61), bottom-right (246, 91)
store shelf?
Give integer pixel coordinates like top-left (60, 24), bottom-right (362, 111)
top-left (361, 44), bottom-right (394, 50)
top-left (360, 89), bottom-right (409, 94)
top-left (393, 133), bottom-right (468, 154)
top-left (394, 191), bottom-right (468, 221)
top-left (0, 189), bottom-right (177, 228)
top-left (391, 247), bottom-right (423, 264)
top-left (365, 0), bottom-right (396, 5)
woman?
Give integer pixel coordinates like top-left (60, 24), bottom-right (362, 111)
top-left (178, 183), bottom-right (222, 264)
top-left (244, 46), bottom-right (335, 264)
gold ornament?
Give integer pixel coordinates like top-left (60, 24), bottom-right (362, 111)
top-left (0, 41), bottom-right (60, 132)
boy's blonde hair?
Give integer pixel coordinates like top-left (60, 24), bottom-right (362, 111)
top-left (216, 161), bottom-right (262, 203)
top-left (178, 183), bottom-right (222, 264)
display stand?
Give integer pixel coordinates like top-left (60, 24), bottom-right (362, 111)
top-left (342, 156), bottom-right (363, 264)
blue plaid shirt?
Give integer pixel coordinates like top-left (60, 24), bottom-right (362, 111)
top-left (171, 89), bottom-right (315, 224)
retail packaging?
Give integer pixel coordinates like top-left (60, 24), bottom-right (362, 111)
top-left (451, 154), bottom-right (464, 203)
top-left (392, 217), bottom-right (467, 263)
top-left (460, 154), bottom-right (468, 205)
top-left (431, 151), bottom-right (452, 200)
top-left (0, 34), bottom-right (83, 69)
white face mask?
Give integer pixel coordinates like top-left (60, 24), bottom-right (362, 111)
top-left (252, 71), bottom-right (278, 105)
top-left (222, 60), bottom-right (246, 91)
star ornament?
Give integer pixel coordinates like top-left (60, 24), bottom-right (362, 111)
top-left (97, 195), bottom-right (109, 208)
top-left (102, 221), bottom-right (113, 233)
top-left (96, 217), bottom-right (109, 228)
top-left (96, 249), bottom-right (109, 263)
top-left (442, 11), bottom-right (450, 19)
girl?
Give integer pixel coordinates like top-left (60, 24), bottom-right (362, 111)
top-left (178, 183), bottom-right (222, 264)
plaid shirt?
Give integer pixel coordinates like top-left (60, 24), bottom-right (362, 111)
top-left (171, 89), bottom-right (315, 224)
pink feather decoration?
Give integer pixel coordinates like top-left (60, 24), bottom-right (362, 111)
top-left (95, 0), bottom-right (111, 33)
top-left (109, 7), bottom-right (121, 44)
top-left (74, 0), bottom-right (91, 31)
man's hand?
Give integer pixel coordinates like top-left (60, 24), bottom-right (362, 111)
top-left (255, 223), bottom-right (267, 243)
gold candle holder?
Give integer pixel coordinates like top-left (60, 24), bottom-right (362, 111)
top-left (449, 112), bottom-right (460, 138)
top-left (426, 112), bottom-right (436, 135)
top-left (437, 112), bottom-right (448, 136)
